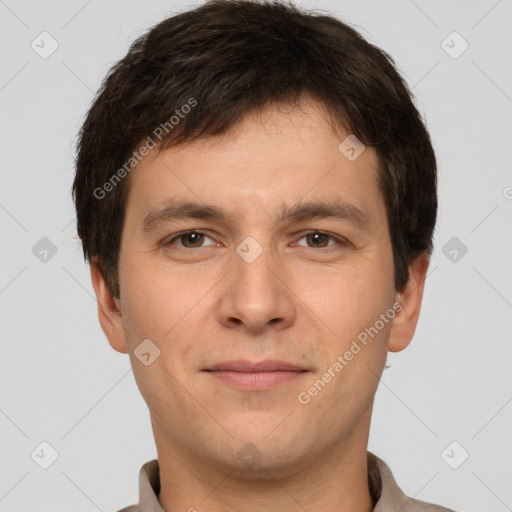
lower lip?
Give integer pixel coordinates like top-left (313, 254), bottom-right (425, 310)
top-left (206, 370), bottom-right (307, 390)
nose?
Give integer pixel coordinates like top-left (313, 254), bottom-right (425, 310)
top-left (217, 242), bottom-right (297, 334)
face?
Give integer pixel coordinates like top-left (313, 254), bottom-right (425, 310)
top-left (92, 97), bottom-right (427, 477)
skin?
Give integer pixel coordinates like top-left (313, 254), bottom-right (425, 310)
top-left (90, 96), bottom-right (429, 512)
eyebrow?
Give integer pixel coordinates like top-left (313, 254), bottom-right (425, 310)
top-left (142, 199), bottom-right (371, 233)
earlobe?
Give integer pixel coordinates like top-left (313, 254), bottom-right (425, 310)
top-left (388, 252), bottom-right (430, 353)
top-left (89, 257), bottom-right (129, 354)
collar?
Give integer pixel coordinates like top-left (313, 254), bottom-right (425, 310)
top-left (126, 451), bottom-right (453, 511)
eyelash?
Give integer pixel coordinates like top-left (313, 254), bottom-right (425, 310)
top-left (163, 230), bottom-right (347, 249)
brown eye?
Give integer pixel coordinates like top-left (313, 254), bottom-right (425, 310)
top-left (180, 232), bottom-right (205, 248)
top-left (295, 231), bottom-right (343, 249)
top-left (305, 232), bottom-right (331, 248)
top-left (165, 231), bottom-right (214, 248)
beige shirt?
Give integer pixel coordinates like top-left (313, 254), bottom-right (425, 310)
top-left (118, 451), bottom-right (455, 511)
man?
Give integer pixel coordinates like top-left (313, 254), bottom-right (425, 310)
top-left (72, 0), bottom-right (454, 510)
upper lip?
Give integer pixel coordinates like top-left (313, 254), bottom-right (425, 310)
top-left (204, 359), bottom-right (307, 372)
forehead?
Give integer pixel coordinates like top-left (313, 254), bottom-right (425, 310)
top-left (124, 98), bottom-right (385, 229)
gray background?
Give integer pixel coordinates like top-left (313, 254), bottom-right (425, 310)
top-left (1, 0), bottom-right (511, 510)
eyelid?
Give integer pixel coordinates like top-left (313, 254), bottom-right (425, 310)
top-left (164, 229), bottom-right (216, 247)
top-left (292, 230), bottom-right (348, 248)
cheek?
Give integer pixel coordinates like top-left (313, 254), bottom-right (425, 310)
top-left (300, 270), bottom-right (392, 418)
top-left (118, 254), bottom-right (221, 379)
top-left (304, 263), bottom-right (391, 341)
top-left (118, 261), bottom-right (203, 415)
top-left (118, 262), bottom-right (164, 341)
top-left (119, 252), bottom-right (196, 336)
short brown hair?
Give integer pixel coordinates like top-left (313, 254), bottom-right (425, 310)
top-left (72, 0), bottom-right (437, 299)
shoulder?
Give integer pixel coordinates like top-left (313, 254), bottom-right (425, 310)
top-left (398, 495), bottom-right (458, 511)
top-left (368, 452), bottom-right (457, 512)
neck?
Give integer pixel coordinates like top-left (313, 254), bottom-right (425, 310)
top-left (154, 411), bottom-right (375, 512)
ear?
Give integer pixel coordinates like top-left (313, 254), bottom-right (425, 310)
top-left (89, 257), bottom-right (129, 354)
top-left (388, 252), bottom-right (430, 353)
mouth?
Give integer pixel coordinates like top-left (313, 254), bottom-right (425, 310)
top-left (203, 359), bottom-right (309, 391)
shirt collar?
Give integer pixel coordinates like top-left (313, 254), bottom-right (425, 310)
top-left (136, 458), bottom-right (164, 512)
top-left (131, 451), bottom-right (444, 511)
